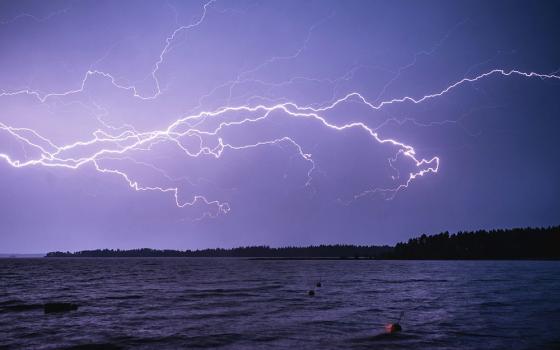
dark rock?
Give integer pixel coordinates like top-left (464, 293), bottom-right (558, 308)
top-left (308, 290), bottom-right (315, 296)
top-left (44, 302), bottom-right (79, 314)
top-left (316, 282), bottom-right (322, 287)
top-left (1, 303), bottom-right (43, 313)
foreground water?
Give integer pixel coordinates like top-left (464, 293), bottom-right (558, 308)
top-left (0, 259), bottom-right (559, 349)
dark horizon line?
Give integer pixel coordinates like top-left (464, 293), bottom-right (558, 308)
top-left (3, 224), bottom-right (558, 257)
top-left (44, 226), bottom-right (560, 260)
top-left (0, 243), bottom-right (393, 257)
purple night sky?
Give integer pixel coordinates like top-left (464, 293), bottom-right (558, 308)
top-left (0, 0), bottom-right (559, 253)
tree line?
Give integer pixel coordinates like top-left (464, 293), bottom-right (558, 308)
top-left (46, 226), bottom-right (559, 259)
top-left (383, 226), bottom-right (559, 259)
top-left (46, 244), bottom-right (392, 258)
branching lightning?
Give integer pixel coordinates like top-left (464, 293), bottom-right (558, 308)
top-left (1, 1), bottom-right (559, 218)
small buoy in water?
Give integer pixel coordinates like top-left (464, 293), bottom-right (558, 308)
top-left (385, 311), bottom-right (404, 333)
top-left (316, 281), bottom-right (322, 287)
top-left (308, 290), bottom-right (315, 296)
top-left (385, 323), bottom-right (402, 333)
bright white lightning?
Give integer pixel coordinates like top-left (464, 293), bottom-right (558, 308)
top-left (1, 0), bottom-right (559, 217)
top-left (2, 68), bottom-right (559, 214)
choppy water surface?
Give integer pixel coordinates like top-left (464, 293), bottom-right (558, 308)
top-left (1, 259), bottom-right (559, 349)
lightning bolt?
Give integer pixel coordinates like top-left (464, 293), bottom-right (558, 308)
top-left (0, 0), bottom-right (215, 102)
top-left (373, 17), bottom-right (470, 104)
top-left (1, 0), bottom-right (559, 218)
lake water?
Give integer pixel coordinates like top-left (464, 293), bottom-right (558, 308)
top-left (1, 259), bottom-right (559, 349)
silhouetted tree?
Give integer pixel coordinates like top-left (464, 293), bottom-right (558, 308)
top-left (382, 226), bottom-right (559, 260)
top-left (46, 226), bottom-right (559, 260)
top-left (46, 244), bottom-right (392, 258)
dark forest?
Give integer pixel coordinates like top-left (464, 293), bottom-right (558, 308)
top-left (47, 226), bottom-right (559, 259)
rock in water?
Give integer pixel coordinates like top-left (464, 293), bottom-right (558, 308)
top-left (44, 303), bottom-right (78, 314)
top-left (308, 290), bottom-right (315, 296)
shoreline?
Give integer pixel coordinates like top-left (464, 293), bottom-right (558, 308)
top-left (1, 256), bottom-right (557, 261)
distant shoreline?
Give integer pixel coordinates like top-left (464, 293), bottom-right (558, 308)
top-left (3, 256), bottom-right (559, 261)
top-left (35, 256), bottom-right (560, 261)
top-left (248, 257), bottom-right (560, 261)
top-left (0, 254), bottom-right (44, 258)
top-left (42, 226), bottom-right (560, 260)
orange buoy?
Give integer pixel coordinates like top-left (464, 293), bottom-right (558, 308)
top-left (385, 322), bottom-right (402, 333)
